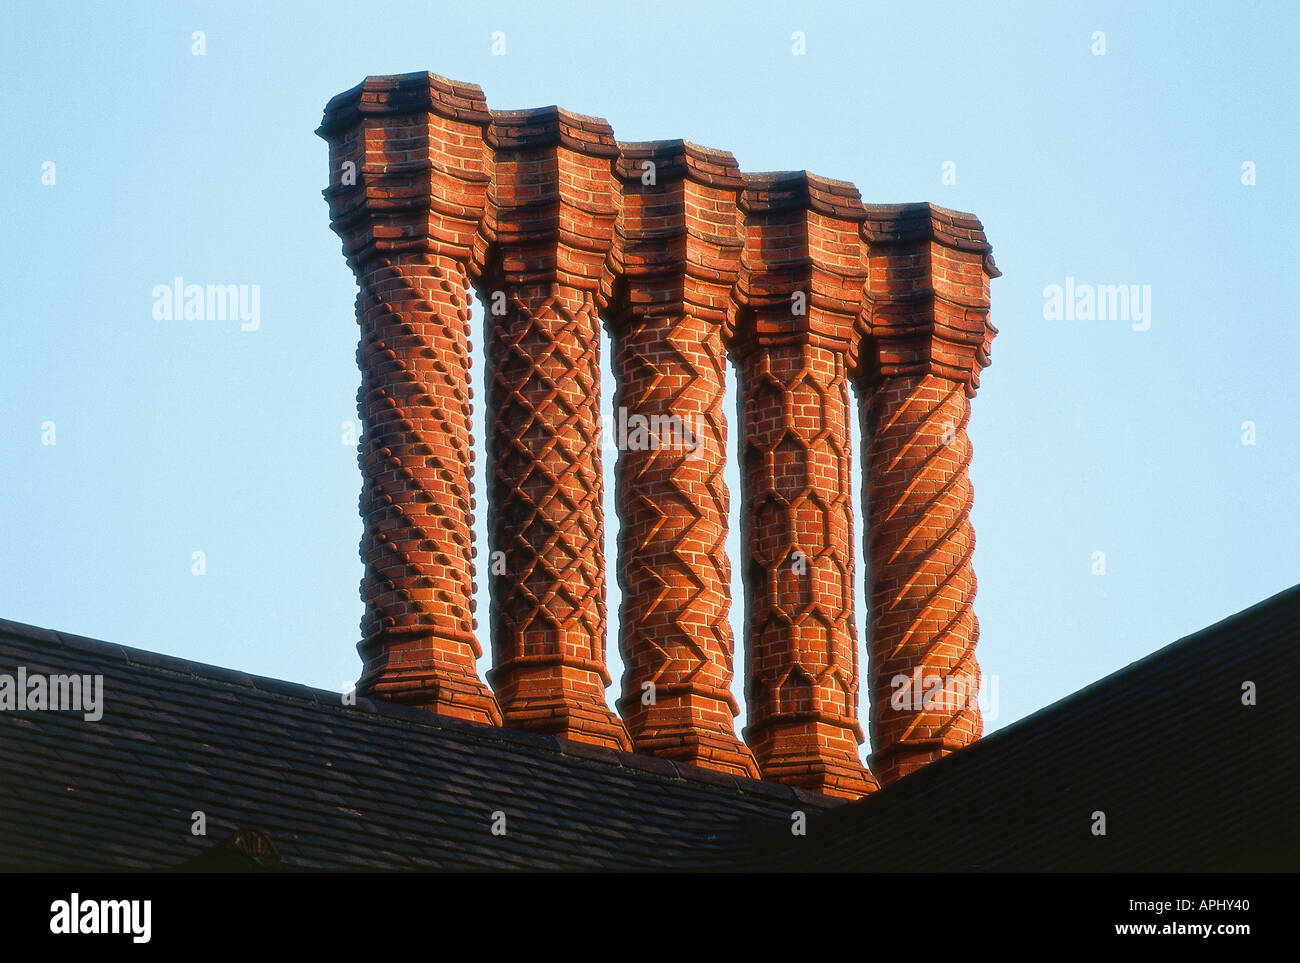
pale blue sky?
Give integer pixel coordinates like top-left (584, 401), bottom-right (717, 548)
top-left (2, 1), bottom-right (1296, 743)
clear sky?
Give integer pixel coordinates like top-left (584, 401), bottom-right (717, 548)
top-left (2, 1), bottom-right (1296, 742)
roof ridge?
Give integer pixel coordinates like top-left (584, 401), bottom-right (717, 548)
top-left (775, 580), bottom-right (1300, 840)
top-left (971, 580), bottom-right (1300, 752)
top-left (0, 616), bottom-right (839, 810)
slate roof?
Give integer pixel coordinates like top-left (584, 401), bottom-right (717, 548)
top-left (747, 583), bottom-right (1300, 871)
top-left (1, 583), bottom-right (1296, 872)
top-left (0, 620), bottom-right (836, 871)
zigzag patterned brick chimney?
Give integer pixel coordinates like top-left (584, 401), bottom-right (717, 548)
top-left (606, 141), bottom-right (756, 775)
top-left (319, 72), bottom-right (999, 797)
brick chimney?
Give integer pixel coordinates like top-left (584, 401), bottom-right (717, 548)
top-left (319, 72), bottom-right (998, 797)
top-left (475, 107), bottom-right (630, 750)
top-left (605, 140), bottom-right (757, 777)
top-left (318, 74), bottom-right (500, 725)
top-left (731, 172), bottom-right (876, 797)
top-left (859, 204), bottom-right (999, 785)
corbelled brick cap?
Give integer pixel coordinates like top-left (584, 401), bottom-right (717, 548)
top-left (320, 72), bottom-right (998, 798)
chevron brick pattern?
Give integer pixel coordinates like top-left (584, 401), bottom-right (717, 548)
top-left (611, 308), bottom-right (756, 775)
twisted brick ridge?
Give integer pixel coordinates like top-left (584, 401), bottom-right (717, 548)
top-left (864, 375), bottom-right (980, 783)
top-left (352, 255), bottom-right (499, 722)
top-left (319, 72), bottom-right (998, 797)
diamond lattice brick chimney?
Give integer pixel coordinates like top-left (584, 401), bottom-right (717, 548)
top-left (319, 72), bottom-right (998, 798)
top-left (475, 107), bottom-right (631, 750)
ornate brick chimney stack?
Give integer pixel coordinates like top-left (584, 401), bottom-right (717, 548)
top-left (318, 75), bottom-right (500, 725)
top-left (731, 172), bottom-right (876, 797)
top-left (319, 72), bottom-right (998, 798)
top-left (605, 140), bottom-right (757, 776)
top-left (858, 204), bottom-right (999, 785)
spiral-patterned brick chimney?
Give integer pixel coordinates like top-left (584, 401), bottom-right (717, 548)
top-left (319, 75), bottom-right (501, 725)
top-left (320, 72), bottom-right (998, 799)
top-left (859, 205), bottom-right (1000, 785)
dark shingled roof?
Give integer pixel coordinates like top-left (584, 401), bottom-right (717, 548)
top-left (746, 583), bottom-right (1300, 871)
top-left (0, 623), bottom-right (837, 871)
top-left (1, 583), bottom-right (1296, 872)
